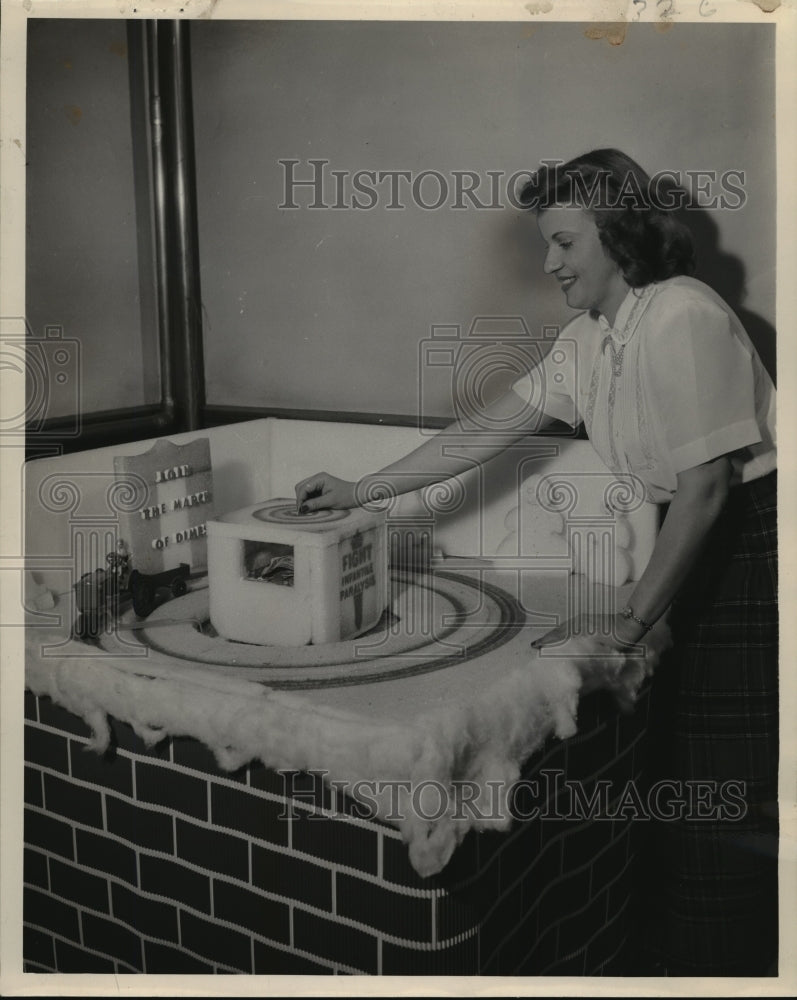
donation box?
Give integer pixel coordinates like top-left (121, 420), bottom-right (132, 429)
top-left (206, 499), bottom-right (388, 647)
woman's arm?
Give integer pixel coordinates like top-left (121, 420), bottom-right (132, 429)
top-left (534, 454), bottom-right (733, 648)
top-left (613, 454), bottom-right (733, 641)
top-left (295, 387), bottom-right (555, 511)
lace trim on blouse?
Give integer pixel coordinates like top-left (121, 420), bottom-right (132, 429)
top-left (584, 285), bottom-right (656, 449)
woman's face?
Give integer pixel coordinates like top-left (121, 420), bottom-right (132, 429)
top-left (537, 207), bottom-right (629, 325)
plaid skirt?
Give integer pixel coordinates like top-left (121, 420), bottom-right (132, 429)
top-left (634, 471), bottom-right (778, 976)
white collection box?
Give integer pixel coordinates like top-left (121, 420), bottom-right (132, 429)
top-left (206, 499), bottom-right (388, 647)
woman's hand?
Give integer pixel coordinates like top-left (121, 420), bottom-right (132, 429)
top-left (531, 612), bottom-right (646, 652)
top-left (294, 472), bottom-right (357, 512)
top-left (531, 613), bottom-right (649, 713)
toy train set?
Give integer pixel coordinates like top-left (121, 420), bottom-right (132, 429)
top-left (72, 498), bottom-right (389, 649)
top-left (72, 541), bottom-right (190, 640)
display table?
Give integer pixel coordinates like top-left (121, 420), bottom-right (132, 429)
top-left (23, 568), bottom-right (667, 975)
top-left (22, 418), bottom-right (665, 975)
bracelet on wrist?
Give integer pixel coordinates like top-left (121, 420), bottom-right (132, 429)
top-left (619, 605), bottom-right (654, 633)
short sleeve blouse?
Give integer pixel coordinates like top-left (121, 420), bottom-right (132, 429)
top-left (511, 276), bottom-right (776, 503)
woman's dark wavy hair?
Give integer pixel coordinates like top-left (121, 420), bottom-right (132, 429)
top-left (519, 149), bottom-right (696, 286)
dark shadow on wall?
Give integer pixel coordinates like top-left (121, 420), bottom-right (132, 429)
top-left (678, 204), bottom-right (777, 385)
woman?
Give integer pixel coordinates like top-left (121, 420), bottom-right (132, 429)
top-left (295, 149), bottom-right (778, 976)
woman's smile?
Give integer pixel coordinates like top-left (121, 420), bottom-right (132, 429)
top-left (537, 207), bottom-right (629, 326)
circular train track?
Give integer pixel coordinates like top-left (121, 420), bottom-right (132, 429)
top-left (106, 570), bottom-right (525, 690)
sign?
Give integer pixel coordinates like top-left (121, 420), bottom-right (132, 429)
top-left (113, 438), bottom-right (214, 575)
top-left (339, 529), bottom-right (378, 633)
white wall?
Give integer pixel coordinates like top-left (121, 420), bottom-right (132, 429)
top-left (23, 20), bottom-right (776, 425)
top-left (190, 20), bottom-right (776, 418)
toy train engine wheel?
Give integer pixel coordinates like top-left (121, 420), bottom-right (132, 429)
top-left (169, 563), bottom-right (190, 597)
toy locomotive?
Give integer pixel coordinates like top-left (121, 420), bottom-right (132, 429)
top-left (72, 539), bottom-right (190, 640)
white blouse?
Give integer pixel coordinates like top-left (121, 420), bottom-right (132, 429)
top-left (511, 276), bottom-right (776, 503)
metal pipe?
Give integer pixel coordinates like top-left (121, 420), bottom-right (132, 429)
top-left (161, 20), bottom-right (206, 431)
top-left (145, 20), bottom-right (176, 421)
top-left (125, 20), bottom-right (161, 407)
